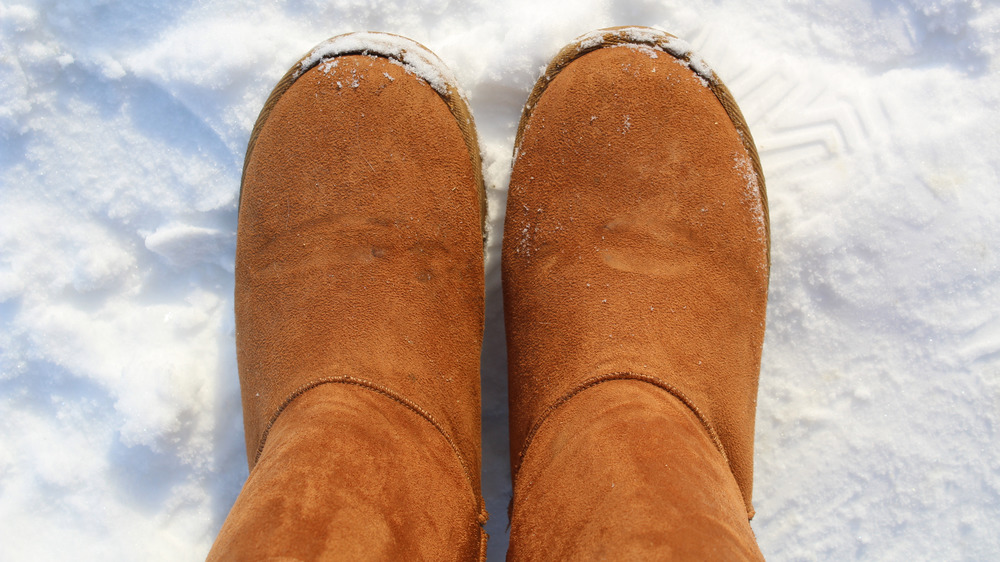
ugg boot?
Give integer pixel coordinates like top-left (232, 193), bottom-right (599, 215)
top-left (208, 32), bottom-right (488, 561)
top-left (502, 27), bottom-right (769, 560)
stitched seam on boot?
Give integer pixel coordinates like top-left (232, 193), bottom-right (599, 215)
top-left (512, 26), bottom-right (770, 269)
top-left (478, 526), bottom-right (489, 562)
top-left (508, 372), bottom-right (740, 523)
top-left (512, 371), bottom-right (731, 483)
top-left (254, 376), bottom-right (488, 527)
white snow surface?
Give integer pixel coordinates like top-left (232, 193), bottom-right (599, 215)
top-left (2, 0), bottom-right (999, 560)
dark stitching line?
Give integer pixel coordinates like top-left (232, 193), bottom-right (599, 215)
top-left (512, 372), bottom-right (730, 482)
top-left (507, 371), bottom-right (736, 525)
top-left (253, 376), bottom-right (488, 530)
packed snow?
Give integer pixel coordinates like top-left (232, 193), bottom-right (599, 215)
top-left (1, 0), bottom-right (999, 560)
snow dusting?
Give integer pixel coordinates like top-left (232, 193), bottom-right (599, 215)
top-left (577, 27), bottom-right (713, 85)
top-left (733, 152), bottom-right (768, 270)
top-left (297, 31), bottom-right (459, 97)
top-left (660, 35), bottom-right (713, 84)
top-left (1, 1), bottom-right (999, 560)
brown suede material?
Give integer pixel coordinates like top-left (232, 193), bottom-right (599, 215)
top-left (236, 54), bottom-right (484, 476)
top-left (209, 384), bottom-right (483, 560)
top-left (508, 380), bottom-right (763, 561)
top-left (503, 29), bottom-right (769, 522)
top-left (224, 42), bottom-right (487, 557)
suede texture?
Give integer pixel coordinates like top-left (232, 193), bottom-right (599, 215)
top-left (209, 385), bottom-right (483, 560)
top-left (217, 46), bottom-right (487, 559)
top-left (508, 380), bottom-right (763, 560)
top-left (502, 28), bottom-right (770, 534)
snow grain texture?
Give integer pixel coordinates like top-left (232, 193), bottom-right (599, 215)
top-left (1, 0), bottom-right (999, 560)
top-left (297, 31), bottom-right (461, 99)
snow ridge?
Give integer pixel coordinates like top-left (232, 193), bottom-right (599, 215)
top-left (296, 32), bottom-right (460, 98)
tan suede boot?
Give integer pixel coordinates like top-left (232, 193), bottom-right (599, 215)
top-left (208, 32), bottom-right (488, 561)
top-left (503, 27), bottom-right (769, 560)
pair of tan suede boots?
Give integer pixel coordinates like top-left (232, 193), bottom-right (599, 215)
top-left (208, 26), bottom-right (769, 561)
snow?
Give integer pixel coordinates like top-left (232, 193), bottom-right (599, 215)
top-left (297, 31), bottom-right (458, 97)
top-left (580, 26), bottom-right (715, 84)
top-left (1, 0), bottom-right (999, 560)
top-left (733, 152), bottom-right (769, 268)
